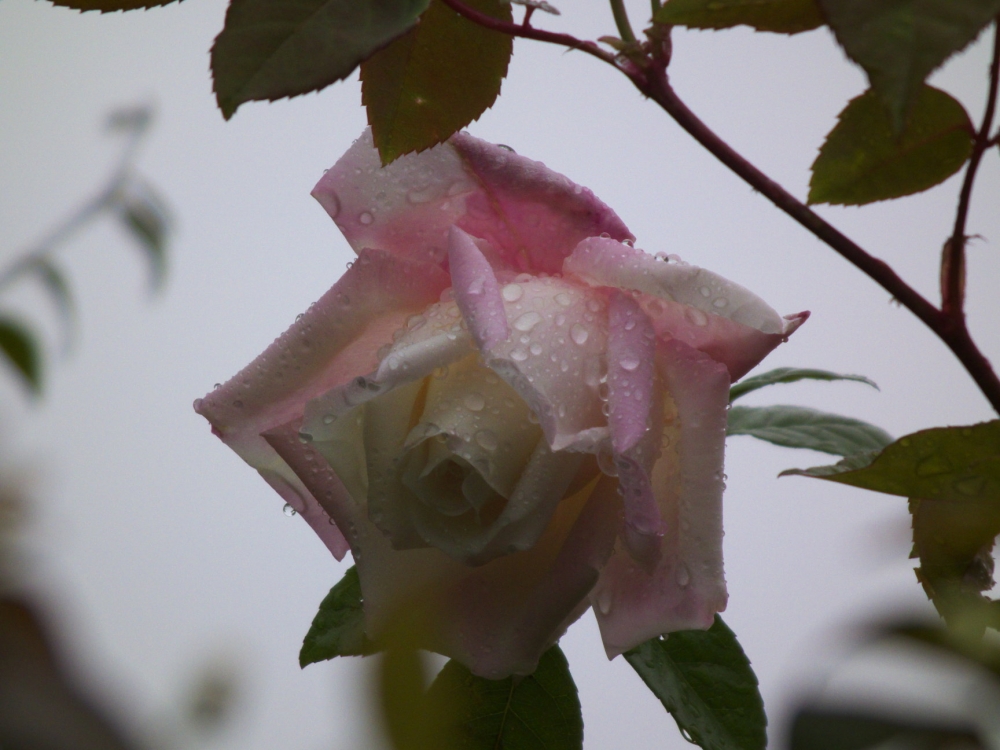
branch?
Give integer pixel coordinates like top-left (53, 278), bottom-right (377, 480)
top-left (944, 18), bottom-right (1000, 318)
top-left (439, 0), bottom-right (619, 65)
top-left (0, 113), bottom-right (149, 294)
top-left (438, 0), bottom-right (1000, 413)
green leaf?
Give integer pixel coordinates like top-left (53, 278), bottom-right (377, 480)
top-left (426, 645), bottom-right (583, 750)
top-left (728, 405), bottom-right (894, 456)
top-left (31, 259), bottom-right (76, 351)
top-left (655, 0), bottom-right (823, 34)
top-left (790, 708), bottom-right (981, 750)
top-left (361, 0), bottom-right (513, 165)
top-left (117, 184), bottom-right (170, 291)
top-left (45, 0), bottom-right (180, 12)
top-left (624, 617), bottom-right (766, 750)
top-left (816, 0), bottom-right (1000, 130)
top-left (780, 420), bottom-right (1000, 503)
top-left (211, 0), bottom-right (430, 119)
top-left (809, 86), bottom-right (974, 206)
top-left (299, 566), bottom-right (377, 667)
top-left (0, 316), bottom-right (41, 394)
top-left (729, 367), bottom-right (879, 403)
top-left (888, 622), bottom-right (1000, 673)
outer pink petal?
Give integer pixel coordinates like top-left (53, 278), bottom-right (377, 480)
top-left (450, 133), bottom-right (633, 274)
top-left (194, 249), bottom-right (450, 559)
top-left (312, 129), bottom-right (632, 276)
top-left (266, 421), bottom-right (619, 679)
top-left (590, 339), bottom-right (730, 657)
top-left (448, 226), bottom-right (510, 350)
top-left (564, 237), bottom-right (806, 380)
top-left (606, 292), bottom-right (663, 568)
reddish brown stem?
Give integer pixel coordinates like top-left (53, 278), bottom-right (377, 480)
top-left (945, 20), bottom-right (1000, 318)
top-left (439, 0), bottom-right (1000, 414)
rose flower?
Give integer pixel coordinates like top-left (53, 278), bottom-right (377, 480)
top-left (195, 130), bottom-right (806, 679)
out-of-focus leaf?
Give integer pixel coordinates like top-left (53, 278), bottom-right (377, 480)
top-left (45, 0), bottom-right (180, 12)
top-left (817, 0), bottom-right (1000, 130)
top-left (300, 566), bottom-right (377, 666)
top-left (728, 406), bottom-right (894, 456)
top-left (624, 617), bottom-right (766, 750)
top-left (117, 184), bottom-right (169, 291)
top-left (31, 259), bottom-right (75, 351)
top-left (0, 597), bottom-right (136, 748)
top-left (655, 0), bottom-right (823, 34)
top-left (211, 0), bottom-right (429, 119)
top-left (729, 367), bottom-right (878, 402)
top-left (426, 645), bottom-right (583, 750)
top-left (889, 621), bottom-right (1000, 674)
top-left (809, 86), bottom-right (973, 205)
top-left (781, 421), bottom-right (1000, 503)
top-left (0, 317), bottom-right (41, 394)
top-left (790, 707), bottom-right (982, 750)
top-left (361, 0), bottom-right (513, 165)
top-left (106, 106), bottom-right (152, 133)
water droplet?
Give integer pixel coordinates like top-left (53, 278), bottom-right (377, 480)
top-left (586, 299), bottom-right (602, 313)
top-left (685, 308), bottom-right (709, 326)
top-left (464, 393), bottom-right (486, 411)
top-left (620, 356), bottom-right (640, 372)
top-left (916, 454), bottom-right (951, 477)
top-left (407, 186), bottom-right (435, 204)
top-left (555, 292), bottom-right (573, 307)
top-left (359, 211), bottom-right (374, 225)
top-left (322, 414), bottom-right (335, 425)
top-left (570, 324), bottom-right (590, 345)
top-left (599, 232), bottom-right (611, 239)
top-left (681, 728), bottom-right (696, 744)
top-left (511, 348), bottom-right (529, 362)
top-left (434, 365), bottom-right (450, 379)
top-left (527, 411), bottom-right (540, 424)
top-left (513, 311), bottom-right (542, 332)
top-left (502, 284), bottom-right (524, 302)
top-left (699, 286), bottom-right (711, 298)
top-left (955, 476), bottom-right (985, 496)
top-left (596, 588), bottom-right (613, 615)
top-left (475, 430), bottom-right (499, 451)
top-left (713, 298), bottom-right (728, 308)
top-left (529, 342), bottom-right (543, 356)
top-left (676, 563), bottom-right (691, 587)
top-left (283, 503), bottom-right (298, 517)
top-left (406, 314), bottom-right (426, 330)
top-left (624, 318), bottom-right (636, 331)
top-left (597, 445), bottom-right (618, 476)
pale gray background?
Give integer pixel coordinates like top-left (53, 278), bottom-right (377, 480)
top-left (1, 1), bottom-right (999, 748)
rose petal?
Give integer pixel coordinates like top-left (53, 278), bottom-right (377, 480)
top-left (483, 277), bottom-right (609, 452)
top-left (590, 339), bottom-right (730, 657)
top-left (564, 237), bottom-right (805, 379)
top-left (450, 133), bottom-right (632, 274)
top-left (194, 249), bottom-right (449, 560)
top-left (312, 129), bottom-right (633, 275)
top-left (606, 293), bottom-right (664, 569)
top-left (313, 130), bottom-right (472, 268)
top-left (266, 421), bottom-right (617, 679)
top-left (448, 226), bottom-right (510, 350)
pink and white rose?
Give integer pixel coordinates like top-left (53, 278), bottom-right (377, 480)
top-left (195, 130), bottom-right (806, 678)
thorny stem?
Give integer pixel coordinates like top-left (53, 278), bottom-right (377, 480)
top-left (440, 0), bottom-right (1000, 414)
top-left (944, 19), bottom-right (1000, 318)
top-left (0, 118), bottom-right (148, 294)
top-left (610, 0), bottom-right (638, 44)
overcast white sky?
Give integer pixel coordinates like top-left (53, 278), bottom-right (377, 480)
top-left (1, 1), bottom-right (999, 748)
